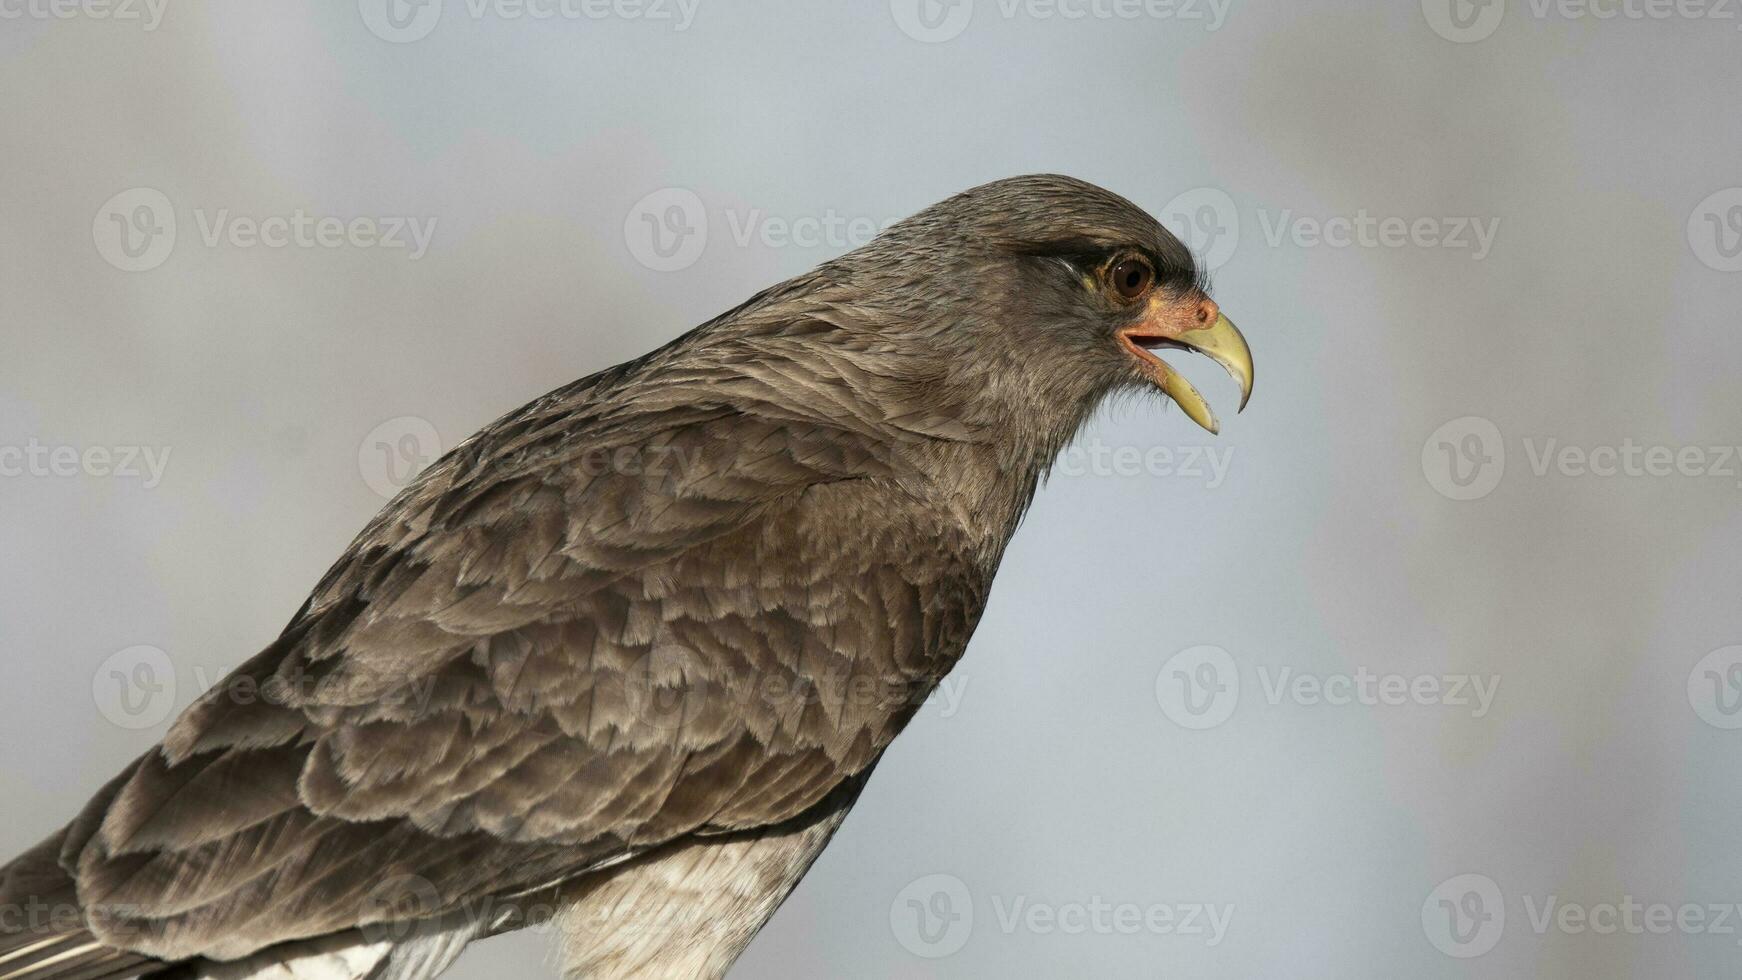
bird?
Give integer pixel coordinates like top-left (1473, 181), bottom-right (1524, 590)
top-left (0, 173), bottom-right (1253, 980)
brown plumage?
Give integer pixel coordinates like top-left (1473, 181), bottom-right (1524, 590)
top-left (0, 174), bottom-right (1252, 980)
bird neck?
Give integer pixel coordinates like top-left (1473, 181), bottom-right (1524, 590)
top-left (673, 287), bottom-right (1114, 560)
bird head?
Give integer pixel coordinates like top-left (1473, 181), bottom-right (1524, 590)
top-left (841, 174), bottom-right (1254, 436)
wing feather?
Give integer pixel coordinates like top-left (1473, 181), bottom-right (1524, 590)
top-left (45, 351), bottom-right (979, 964)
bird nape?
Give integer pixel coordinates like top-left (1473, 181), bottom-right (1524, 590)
top-left (0, 174), bottom-right (1253, 980)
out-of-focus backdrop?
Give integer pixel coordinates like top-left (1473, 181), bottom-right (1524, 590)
top-left (2, 2), bottom-right (1739, 976)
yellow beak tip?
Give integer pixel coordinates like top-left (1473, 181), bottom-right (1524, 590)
top-left (1157, 311), bottom-right (1253, 433)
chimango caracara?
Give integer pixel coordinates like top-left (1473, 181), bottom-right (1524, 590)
top-left (0, 175), bottom-right (1253, 980)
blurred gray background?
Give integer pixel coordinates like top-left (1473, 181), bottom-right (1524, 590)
top-left (3, 1), bottom-right (1740, 976)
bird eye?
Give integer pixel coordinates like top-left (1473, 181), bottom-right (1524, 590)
top-left (1108, 257), bottom-right (1154, 300)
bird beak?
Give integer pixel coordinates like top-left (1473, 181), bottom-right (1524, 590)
top-left (1117, 298), bottom-right (1254, 435)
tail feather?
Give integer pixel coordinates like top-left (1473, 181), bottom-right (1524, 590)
top-left (3, 826), bottom-right (478, 980)
top-left (0, 831), bottom-right (158, 980)
top-left (0, 931), bottom-right (156, 980)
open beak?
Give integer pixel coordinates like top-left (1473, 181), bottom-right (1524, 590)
top-left (1118, 301), bottom-right (1254, 435)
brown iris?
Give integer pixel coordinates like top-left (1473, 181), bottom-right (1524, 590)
top-left (1108, 256), bottom-right (1154, 300)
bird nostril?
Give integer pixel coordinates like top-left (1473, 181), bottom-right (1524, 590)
top-left (1195, 300), bottom-right (1218, 325)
